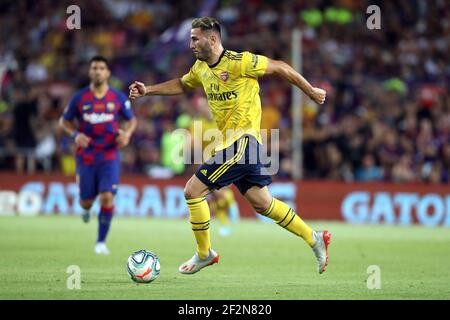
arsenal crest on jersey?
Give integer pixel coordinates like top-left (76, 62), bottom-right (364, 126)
top-left (220, 72), bottom-right (228, 82)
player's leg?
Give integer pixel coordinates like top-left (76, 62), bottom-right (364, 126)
top-left (222, 187), bottom-right (240, 224)
top-left (223, 187), bottom-right (239, 222)
top-left (76, 164), bottom-right (97, 223)
top-left (178, 137), bottom-right (249, 274)
top-left (184, 174), bottom-right (211, 259)
top-left (244, 185), bottom-right (315, 244)
top-left (211, 189), bottom-right (230, 230)
top-left (243, 185), bottom-right (331, 273)
top-left (179, 174), bottom-right (219, 273)
top-left (95, 160), bottom-right (120, 255)
top-left (211, 188), bottom-right (233, 236)
top-left (80, 198), bottom-right (95, 223)
top-left (179, 135), bottom-right (255, 274)
top-left (95, 191), bottom-right (114, 255)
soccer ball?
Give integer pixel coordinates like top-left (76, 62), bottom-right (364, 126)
top-left (127, 249), bottom-right (161, 283)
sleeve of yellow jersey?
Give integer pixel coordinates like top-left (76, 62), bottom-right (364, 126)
top-left (181, 62), bottom-right (202, 90)
top-left (240, 51), bottom-right (268, 78)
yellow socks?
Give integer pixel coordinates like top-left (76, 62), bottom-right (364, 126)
top-left (186, 194), bottom-right (314, 260)
top-left (213, 197), bottom-right (230, 226)
top-left (223, 189), bottom-right (236, 207)
top-left (261, 198), bottom-right (315, 247)
top-left (186, 197), bottom-right (211, 259)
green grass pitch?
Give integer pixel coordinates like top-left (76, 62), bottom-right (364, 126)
top-left (0, 215), bottom-right (449, 300)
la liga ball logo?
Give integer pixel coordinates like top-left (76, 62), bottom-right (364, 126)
top-left (220, 72), bottom-right (228, 82)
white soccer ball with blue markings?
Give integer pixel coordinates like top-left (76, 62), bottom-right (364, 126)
top-left (127, 250), bottom-right (160, 283)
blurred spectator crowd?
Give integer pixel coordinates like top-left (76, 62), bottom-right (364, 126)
top-left (0, 0), bottom-right (448, 183)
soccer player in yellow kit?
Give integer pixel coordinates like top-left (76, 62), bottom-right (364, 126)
top-left (129, 17), bottom-right (331, 274)
top-left (190, 97), bottom-right (239, 237)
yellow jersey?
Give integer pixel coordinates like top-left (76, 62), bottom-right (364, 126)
top-left (189, 115), bottom-right (220, 161)
top-left (181, 50), bottom-right (268, 151)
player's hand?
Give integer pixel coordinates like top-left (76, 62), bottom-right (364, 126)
top-left (128, 81), bottom-right (147, 100)
top-left (74, 133), bottom-right (91, 148)
top-left (309, 87), bottom-right (327, 104)
top-left (115, 129), bottom-right (131, 148)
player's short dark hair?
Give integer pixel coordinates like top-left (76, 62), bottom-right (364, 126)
top-left (191, 17), bottom-right (221, 36)
top-left (89, 55), bottom-right (109, 69)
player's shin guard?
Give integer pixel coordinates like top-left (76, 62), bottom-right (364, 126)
top-left (97, 206), bottom-right (113, 243)
top-left (186, 197), bottom-right (211, 260)
top-left (260, 198), bottom-right (315, 247)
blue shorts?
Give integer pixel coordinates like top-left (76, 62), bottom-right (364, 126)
top-left (76, 160), bottom-right (120, 200)
top-left (195, 135), bottom-right (272, 195)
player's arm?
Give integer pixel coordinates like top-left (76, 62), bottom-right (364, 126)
top-left (128, 79), bottom-right (188, 100)
top-left (116, 96), bottom-right (138, 148)
top-left (58, 117), bottom-right (76, 137)
top-left (265, 58), bottom-right (326, 105)
top-left (116, 117), bottom-right (137, 148)
top-left (58, 98), bottom-right (91, 148)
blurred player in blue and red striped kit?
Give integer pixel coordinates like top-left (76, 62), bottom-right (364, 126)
top-left (59, 56), bottom-right (137, 255)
